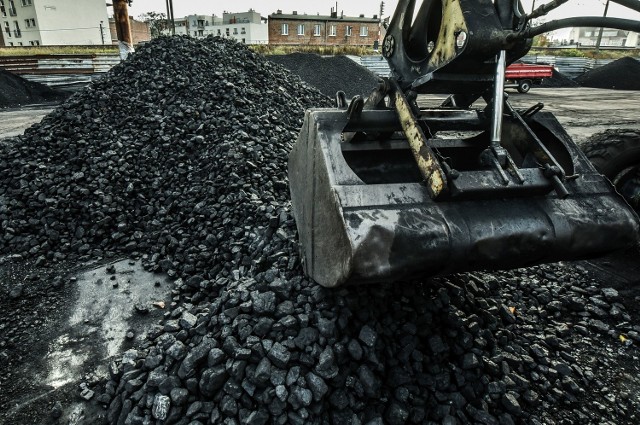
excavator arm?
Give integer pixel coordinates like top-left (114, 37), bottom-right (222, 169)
top-left (288, 0), bottom-right (640, 287)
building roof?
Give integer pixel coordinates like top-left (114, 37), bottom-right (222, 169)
top-left (268, 13), bottom-right (379, 23)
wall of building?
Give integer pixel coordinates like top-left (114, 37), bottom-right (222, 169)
top-left (268, 15), bottom-right (379, 46)
top-left (109, 18), bottom-right (151, 45)
top-left (223, 10), bottom-right (260, 25)
top-left (167, 11), bottom-right (268, 44)
top-left (569, 27), bottom-right (638, 47)
top-left (34, 0), bottom-right (108, 45)
top-left (1, 0), bottom-right (42, 46)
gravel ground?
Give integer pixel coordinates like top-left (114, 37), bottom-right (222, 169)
top-left (539, 69), bottom-right (580, 88)
top-left (576, 57), bottom-right (640, 90)
top-left (267, 53), bottom-right (379, 98)
top-left (0, 69), bottom-right (68, 108)
top-left (1, 37), bottom-right (639, 425)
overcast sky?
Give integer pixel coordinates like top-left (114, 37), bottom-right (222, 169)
top-left (126, 0), bottom-right (640, 40)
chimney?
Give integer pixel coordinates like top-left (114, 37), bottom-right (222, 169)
top-left (276, 9), bottom-right (282, 14)
top-left (373, 14), bottom-right (377, 19)
top-left (293, 11), bottom-right (297, 15)
top-left (359, 14), bottom-right (365, 18)
top-left (330, 7), bottom-right (337, 18)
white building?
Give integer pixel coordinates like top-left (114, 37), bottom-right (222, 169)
top-left (170, 9), bottom-right (268, 45)
top-left (568, 27), bottom-right (640, 48)
top-left (0, 0), bottom-right (109, 46)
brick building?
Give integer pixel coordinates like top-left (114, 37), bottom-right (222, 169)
top-left (268, 9), bottom-right (380, 47)
top-left (108, 17), bottom-right (151, 45)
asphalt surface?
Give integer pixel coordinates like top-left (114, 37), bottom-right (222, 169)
top-left (417, 87), bottom-right (640, 146)
top-left (2, 88), bottom-right (638, 143)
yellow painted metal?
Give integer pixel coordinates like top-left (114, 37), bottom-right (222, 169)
top-left (426, 0), bottom-right (469, 73)
top-left (392, 88), bottom-right (448, 198)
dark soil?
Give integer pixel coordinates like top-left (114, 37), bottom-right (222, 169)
top-left (575, 57), bottom-right (640, 90)
top-left (539, 69), bottom-right (580, 88)
top-left (268, 53), bottom-right (379, 99)
top-left (0, 68), bottom-right (68, 108)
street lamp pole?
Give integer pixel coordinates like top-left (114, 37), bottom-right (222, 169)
top-left (595, 0), bottom-right (611, 52)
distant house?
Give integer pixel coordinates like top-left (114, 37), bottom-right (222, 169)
top-left (168, 9), bottom-right (268, 45)
top-left (568, 27), bottom-right (640, 47)
top-left (268, 9), bottom-right (380, 47)
top-left (0, 0), bottom-right (109, 46)
top-left (109, 17), bottom-right (151, 46)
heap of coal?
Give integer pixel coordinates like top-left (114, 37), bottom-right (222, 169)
top-left (2, 37), bottom-right (639, 425)
top-left (0, 68), bottom-right (67, 108)
top-left (576, 57), bottom-right (640, 90)
top-left (0, 36), bottom-right (330, 268)
top-left (268, 53), bottom-right (379, 98)
top-left (539, 69), bottom-right (580, 88)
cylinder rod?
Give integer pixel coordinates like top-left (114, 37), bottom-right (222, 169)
top-left (491, 50), bottom-right (506, 146)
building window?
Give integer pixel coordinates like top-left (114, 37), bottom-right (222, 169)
top-left (21, 0), bottom-right (30, 5)
top-left (241, 27), bottom-right (246, 34)
top-left (346, 26), bottom-right (352, 37)
top-left (217, 29), bottom-right (221, 35)
top-left (313, 24), bottom-right (321, 36)
top-left (233, 27), bottom-right (238, 35)
top-left (24, 18), bottom-right (35, 27)
top-left (242, 38), bottom-right (245, 43)
top-left (198, 30), bottom-right (203, 36)
top-left (297, 24), bottom-right (304, 35)
top-left (3, 21), bottom-right (10, 37)
top-left (225, 28), bottom-right (230, 36)
top-left (0, 0), bottom-right (6, 18)
top-left (281, 23), bottom-right (288, 35)
top-left (193, 31), bottom-right (197, 36)
top-left (8, 0), bottom-right (16, 16)
top-left (29, 39), bottom-right (38, 45)
top-left (13, 19), bottom-right (20, 37)
top-left (329, 24), bottom-right (336, 36)
top-left (360, 26), bottom-right (368, 36)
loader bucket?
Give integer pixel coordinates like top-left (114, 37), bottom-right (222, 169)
top-left (288, 108), bottom-right (640, 287)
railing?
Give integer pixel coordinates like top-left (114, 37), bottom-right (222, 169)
top-left (0, 53), bottom-right (121, 90)
top-left (358, 55), bottom-right (640, 79)
top-left (0, 53), bottom-right (120, 75)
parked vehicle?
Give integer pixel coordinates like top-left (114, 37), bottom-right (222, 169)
top-left (505, 63), bottom-right (554, 93)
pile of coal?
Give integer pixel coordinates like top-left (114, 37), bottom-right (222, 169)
top-left (2, 35), bottom-right (638, 425)
top-left (539, 69), bottom-right (580, 88)
top-left (104, 260), bottom-right (639, 425)
top-left (0, 68), bottom-right (67, 108)
top-left (268, 53), bottom-right (379, 98)
top-left (0, 36), bottom-right (330, 274)
top-left (576, 57), bottom-right (640, 90)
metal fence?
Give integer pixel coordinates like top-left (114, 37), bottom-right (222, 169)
top-left (357, 55), bottom-right (640, 79)
top-left (0, 54), bottom-right (120, 89)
